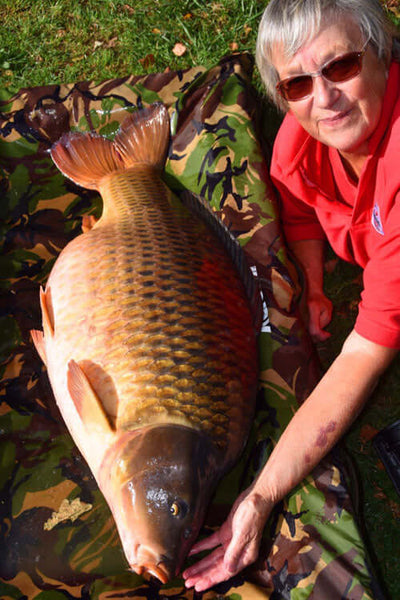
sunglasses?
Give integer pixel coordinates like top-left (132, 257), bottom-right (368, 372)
top-left (276, 43), bottom-right (368, 102)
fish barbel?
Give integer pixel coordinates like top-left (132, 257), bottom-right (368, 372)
top-left (31, 103), bottom-right (261, 583)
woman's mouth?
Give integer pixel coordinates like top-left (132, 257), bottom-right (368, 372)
top-left (319, 108), bottom-right (353, 128)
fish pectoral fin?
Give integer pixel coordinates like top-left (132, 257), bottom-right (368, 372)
top-left (67, 359), bottom-right (115, 435)
top-left (40, 286), bottom-right (55, 338)
top-left (30, 329), bottom-right (47, 365)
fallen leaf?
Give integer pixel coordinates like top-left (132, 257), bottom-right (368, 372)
top-left (44, 498), bottom-right (92, 530)
top-left (183, 12), bottom-right (192, 19)
top-left (139, 53), bottom-right (155, 69)
top-left (152, 27), bottom-right (161, 34)
top-left (106, 37), bottom-right (118, 48)
top-left (324, 258), bottom-right (338, 273)
top-left (360, 424), bottom-right (379, 443)
top-left (243, 24), bottom-right (252, 37)
top-left (172, 42), bottom-right (187, 57)
top-left (229, 41), bottom-right (239, 51)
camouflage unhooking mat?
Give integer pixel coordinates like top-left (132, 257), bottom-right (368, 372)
top-left (0, 53), bottom-right (378, 600)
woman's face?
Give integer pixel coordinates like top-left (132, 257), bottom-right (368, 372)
top-left (271, 17), bottom-right (388, 163)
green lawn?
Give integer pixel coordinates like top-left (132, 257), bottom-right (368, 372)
top-left (1, 0), bottom-right (400, 598)
top-left (0, 0), bottom-right (265, 90)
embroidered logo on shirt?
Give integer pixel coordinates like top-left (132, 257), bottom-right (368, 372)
top-left (371, 203), bottom-right (384, 235)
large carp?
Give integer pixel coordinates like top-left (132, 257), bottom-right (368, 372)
top-left (31, 103), bottom-right (261, 583)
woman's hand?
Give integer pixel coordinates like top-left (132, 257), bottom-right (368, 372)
top-left (307, 290), bottom-right (333, 341)
top-left (183, 489), bottom-right (273, 592)
top-left (288, 239), bottom-right (333, 341)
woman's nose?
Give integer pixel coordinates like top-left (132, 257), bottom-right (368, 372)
top-left (312, 75), bottom-right (340, 108)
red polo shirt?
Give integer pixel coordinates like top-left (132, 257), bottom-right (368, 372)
top-left (271, 61), bottom-right (400, 348)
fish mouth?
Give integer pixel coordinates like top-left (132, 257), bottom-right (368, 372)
top-left (132, 560), bottom-right (173, 584)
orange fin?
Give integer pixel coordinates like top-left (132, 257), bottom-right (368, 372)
top-left (31, 329), bottom-right (47, 365)
top-left (81, 214), bottom-right (98, 233)
top-left (40, 286), bottom-right (55, 338)
top-left (67, 359), bottom-right (115, 435)
top-left (114, 103), bottom-right (170, 169)
top-left (50, 103), bottom-right (170, 190)
top-left (51, 131), bottom-right (123, 190)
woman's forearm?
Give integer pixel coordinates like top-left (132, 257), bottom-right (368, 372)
top-left (288, 239), bottom-right (333, 340)
top-left (252, 329), bottom-right (397, 504)
top-left (289, 239), bottom-right (326, 295)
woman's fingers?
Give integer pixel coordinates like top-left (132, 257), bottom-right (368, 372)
top-left (183, 546), bottom-right (227, 590)
top-left (187, 528), bottom-right (223, 555)
top-left (308, 297), bottom-right (333, 340)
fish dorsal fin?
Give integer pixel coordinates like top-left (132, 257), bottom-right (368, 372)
top-left (67, 360), bottom-right (115, 436)
top-left (180, 191), bottom-right (263, 332)
top-left (40, 286), bottom-right (55, 338)
top-left (114, 103), bottom-right (170, 170)
top-left (50, 103), bottom-right (170, 191)
top-left (31, 329), bottom-right (47, 365)
top-left (51, 131), bottom-right (123, 191)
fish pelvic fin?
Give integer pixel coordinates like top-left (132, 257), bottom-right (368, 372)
top-left (31, 329), bottom-right (47, 365)
top-left (67, 359), bottom-right (115, 436)
top-left (40, 286), bottom-right (55, 338)
top-left (50, 103), bottom-right (170, 190)
top-left (114, 103), bottom-right (170, 170)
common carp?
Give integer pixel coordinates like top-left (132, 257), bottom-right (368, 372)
top-left (31, 103), bottom-right (261, 583)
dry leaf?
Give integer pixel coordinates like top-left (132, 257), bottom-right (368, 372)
top-left (360, 424), bottom-right (379, 443)
top-left (106, 37), bottom-right (118, 48)
top-left (139, 53), bottom-right (155, 68)
top-left (94, 37), bottom-right (117, 51)
top-left (44, 498), bottom-right (92, 530)
top-left (183, 12), bottom-right (192, 19)
top-left (324, 258), bottom-right (338, 273)
top-left (152, 27), bottom-right (161, 34)
top-left (229, 41), bottom-right (239, 51)
top-left (172, 42), bottom-right (187, 57)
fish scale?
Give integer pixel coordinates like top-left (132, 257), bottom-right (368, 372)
top-left (32, 104), bottom-right (261, 583)
top-left (46, 174), bottom-right (255, 450)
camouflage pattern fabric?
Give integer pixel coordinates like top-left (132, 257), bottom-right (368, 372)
top-left (0, 53), bottom-right (376, 599)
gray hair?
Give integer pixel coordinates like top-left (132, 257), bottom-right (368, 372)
top-left (256, 0), bottom-right (400, 111)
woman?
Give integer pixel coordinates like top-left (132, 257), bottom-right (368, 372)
top-left (183, 0), bottom-right (400, 592)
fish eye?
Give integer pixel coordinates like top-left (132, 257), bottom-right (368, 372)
top-left (169, 499), bottom-right (188, 518)
top-left (170, 502), bottom-right (180, 516)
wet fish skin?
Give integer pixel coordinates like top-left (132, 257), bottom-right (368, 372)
top-left (100, 424), bottom-right (220, 582)
top-left (31, 103), bottom-right (260, 582)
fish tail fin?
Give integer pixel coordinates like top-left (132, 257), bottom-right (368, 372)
top-left (50, 104), bottom-right (170, 189)
top-left (51, 132), bottom-right (123, 191)
top-left (114, 102), bottom-right (170, 170)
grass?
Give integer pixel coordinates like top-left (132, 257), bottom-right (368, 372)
top-left (0, 0), bottom-right (265, 89)
top-left (1, 0), bottom-right (399, 598)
